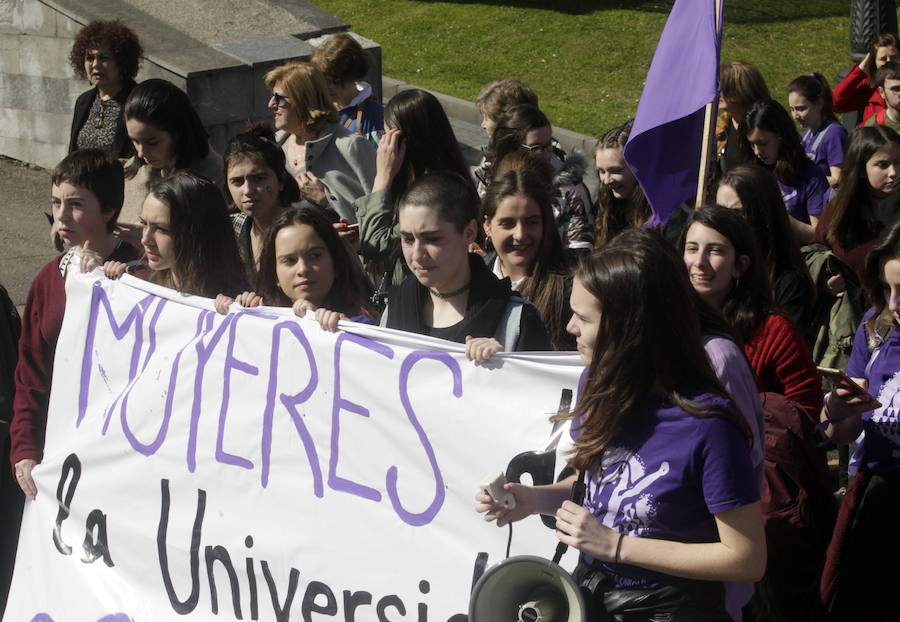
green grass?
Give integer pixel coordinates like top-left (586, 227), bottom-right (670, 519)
top-left (316, 0), bottom-right (869, 137)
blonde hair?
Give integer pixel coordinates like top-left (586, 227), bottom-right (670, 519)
top-left (475, 78), bottom-right (538, 123)
top-left (264, 61), bottom-right (338, 130)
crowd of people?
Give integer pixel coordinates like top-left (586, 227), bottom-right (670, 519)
top-left (2, 17), bottom-right (900, 621)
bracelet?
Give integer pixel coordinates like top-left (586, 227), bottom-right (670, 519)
top-left (817, 392), bottom-right (835, 431)
top-left (614, 532), bottom-right (625, 564)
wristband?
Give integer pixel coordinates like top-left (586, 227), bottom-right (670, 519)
top-left (614, 532), bottom-right (625, 564)
top-left (817, 392), bottom-right (834, 431)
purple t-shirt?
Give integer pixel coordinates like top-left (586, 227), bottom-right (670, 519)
top-left (573, 392), bottom-right (759, 589)
top-left (845, 308), bottom-right (900, 475)
top-left (801, 121), bottom-right (848, 178)
top-left (778, 160), bottom-right (829, 224)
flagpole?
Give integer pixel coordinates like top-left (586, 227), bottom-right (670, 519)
top-left (695, 0), bottom-right (723, 207)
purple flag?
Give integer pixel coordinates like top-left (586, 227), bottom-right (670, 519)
top-left (623, 0), bottom-right (723, 226)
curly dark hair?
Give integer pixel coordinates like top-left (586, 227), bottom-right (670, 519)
top-left (69, 20), bottom-right (142, 81)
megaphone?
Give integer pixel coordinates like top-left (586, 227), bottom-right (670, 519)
top-left (468, 555), bottom-right (587, 622)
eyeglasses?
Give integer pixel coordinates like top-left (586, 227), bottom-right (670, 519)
top-left (84, 53), bottom-right (112, 64)
top-left (271, 93), bottom-right (291, 109)
top-left (521, 142), bottom-right (553, 154)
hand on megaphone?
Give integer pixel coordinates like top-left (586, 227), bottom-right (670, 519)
top-left (555, 500), bottom-right (622, 563)
top-left (475, 482), bottom-right (536, 527)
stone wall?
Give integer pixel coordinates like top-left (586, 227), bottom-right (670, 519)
top-left (0, 0), bottom-right (381, 169)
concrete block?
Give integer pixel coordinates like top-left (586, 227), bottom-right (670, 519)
top-left (0, 0), bottom-right (23, 35)
top-left (0, 0), bottom-right (19, 31)
top-left (0, 134), bottom-right (65, 169)
top-left (0, 107), bottom-right (29, 139)
top-left (67, 77), bottom-right (87, 100)
top-left (0, 108), bottom-right (68, 151)
top-left (152, 45), bottom-right (240, 79)
top-left (55, 8), bottom-right (80, 39)
top-left (30, 109), bottom-right (69, 144)
top-left (268, 0), bottom-right (346, 34)
top-left (188, 67), bottom-right (254, 125)
top-left (135, 60), bottom-right (184, 87)
top-left (215, 35), bottom-right (312, 66)
top-left (0, 74), bottom-right (71, 114)
top-left (0, 33), bottom-right (21, 73)
top-left (206, 123), bottom-right (229, 157)
top-left (381, 76), bottom-right (410, 103)
top-left (19, 34), bottom-right (74, 78)
top-left (20, 0), bottom-right (57, 36)
top-left (251, 62), bottom-right (286, 114)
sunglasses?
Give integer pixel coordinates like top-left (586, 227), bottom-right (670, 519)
top-left (271, 93), bottom-right (291, 109)
top-left (521, 142), bottom-right (553, 154)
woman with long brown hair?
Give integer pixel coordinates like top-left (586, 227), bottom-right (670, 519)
top-left (481, 153), bottom-right (573, 350)
top-left (356, 88), bottom-right (473, 289)
top-left (717, 165), bottom-right (814, 332)
top-left (593, 120), bottom-right (652, 248)
top-left (477, 228), bottom-right (763, 619)
top-left (214, 206), bottom-right (374, 331)
top-left (106, 170), bottom-right (246, 298)
top-left (479, 104), bottom-right (593, 257)
top-left (814, 125), bottom-right (900, 284)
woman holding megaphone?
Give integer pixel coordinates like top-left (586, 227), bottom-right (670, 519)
top-left (476, 228), bottom-right (765, 620)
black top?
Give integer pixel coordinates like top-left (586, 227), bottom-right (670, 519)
top-left (68, 79), bottom-right (137, 159)
top-left (384, 253), bottom-right (553, 351)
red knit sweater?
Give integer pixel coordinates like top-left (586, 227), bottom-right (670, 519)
top-left (743, 314), bottom-right (823, 424)
top-left (10, 244), bottom-right (137, 468)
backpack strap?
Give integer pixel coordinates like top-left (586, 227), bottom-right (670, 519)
top-left (808, 121), bottom-right (834, 155)
top-left (493, 297), bottom-right (524, 350)
top-left (342, 95), bottom-right (376, 136)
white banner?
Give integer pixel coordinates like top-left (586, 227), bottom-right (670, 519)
top-left (5, 273), bottom-right (584, 622)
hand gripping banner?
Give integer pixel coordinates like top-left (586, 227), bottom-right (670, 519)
top-left (5, 272), bottom-right (584, 622)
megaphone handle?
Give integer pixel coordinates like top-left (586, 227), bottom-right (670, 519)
top-left (552, 470), bottom-right (587, 564)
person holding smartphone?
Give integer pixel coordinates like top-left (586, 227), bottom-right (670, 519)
top-left (819, 219), bottom-right (900, 618)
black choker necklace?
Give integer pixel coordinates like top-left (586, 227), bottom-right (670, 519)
top-left (429, 282), bottom-right (470, 299)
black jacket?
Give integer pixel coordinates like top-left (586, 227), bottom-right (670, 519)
top-left (68, 78), bottom-right (137, 158)
top-left (384, 253), bottom-right (553, 351)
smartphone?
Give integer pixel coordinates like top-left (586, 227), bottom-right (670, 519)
top-left (817, 366), bottom-right (882, 408)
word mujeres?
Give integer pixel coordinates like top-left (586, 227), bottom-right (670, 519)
top-left (75, 281), bottom-right (465, 527)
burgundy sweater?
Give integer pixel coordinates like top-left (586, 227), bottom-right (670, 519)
top-left (10, 243), bottom-right (137, 468)
top-left (744, 313), bottom-right (823, 424)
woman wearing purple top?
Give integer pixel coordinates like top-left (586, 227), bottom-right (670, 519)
top-left (818, 220), bottom-right (900, 618)
top-left (740, 99), bottom-right (829, 244)
top-left (476, 228), bottom-right (764, 620)
top-left (788, 73), bottom-right (848, 188)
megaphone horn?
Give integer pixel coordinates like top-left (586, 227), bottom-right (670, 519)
top-left (468, 555), bottom-right (587, 622)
